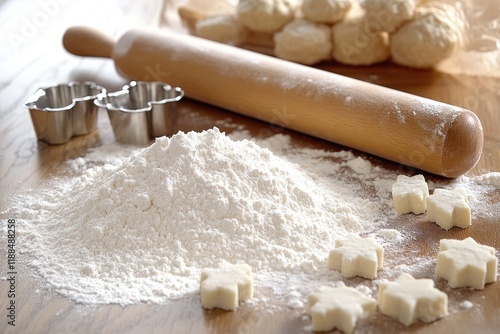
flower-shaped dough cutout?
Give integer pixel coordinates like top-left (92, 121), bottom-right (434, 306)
top-left (436, 237), bottom-right (498, 289)
top-left (427, 188), bottom-right (470, 230)
top-left (378, 273), bottom-right (448, 326)
top-left (307, 285), bottom-right (376, 333)
top-left (200, 263), bottom-right (253, 310)
top-left (392, 174), bottom-right (429, 214)
top-left (329, 235), bottom-right (384, 279)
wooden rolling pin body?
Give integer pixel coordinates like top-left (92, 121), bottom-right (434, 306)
top-left (63, 27), bottom-right (483, 177)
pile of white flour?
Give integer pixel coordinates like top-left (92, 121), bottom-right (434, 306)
top-left (12, 128), bottom-right (387, 305)
top-left (7, 127), bottom-right (498, 306)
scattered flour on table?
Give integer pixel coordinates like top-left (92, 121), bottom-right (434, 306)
top-left (64, 143), bottom-right (141, 174)
top-left (459, 300), bottom-right (474, 310)
top-left (8, 128), bottom-right (388, 305)
top-left (4, 127), bottom-right (497, 306)
top-left (473, 172), bottom-right (500, 188)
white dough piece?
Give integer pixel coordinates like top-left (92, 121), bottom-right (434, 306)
top-left (391, 174), bottom-right (429, 214)
top-left (237, 0), bottom-right (299, 33)
top-left (426, 188), bottom-right (470, 230)
top-left (332, 10), bottom-right (390, 65)
top-left (273, 19), bottom-right (332, 65)
top-left (195, 15), bottom-right (249, 46)
top-left (390, 1), bottom-right (464, 68)
top-left (200, 263), bottom-right (253, 310)
top-left (360, 0), bottom-right (417, 33)
top-left (302, 0), bottom-right (353, 24)
top-left (378, 273), bottom-right (448, 326)
top-left (436, 238), bottom-right (498, 290)
top-left (328, 234), bottom-right (384, 279)
top-left (307, 285), bottom-right (376, 333)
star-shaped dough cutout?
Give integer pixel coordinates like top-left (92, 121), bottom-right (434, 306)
top-left (200, 263), bottom-right (253, 310)
top-left (307, 285), bottom-right (376, 333)
top-left (329, 235), bottom-right (384, 279)
top-left (378, 273), bottom-right (448, 326)
top-left (392, 174), bottom-right (429, 214)
top-left (426, 188), bottom-right (470, 230)
top-left (436, 237), bottom-right (498, 289)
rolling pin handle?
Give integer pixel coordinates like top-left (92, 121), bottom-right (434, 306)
top-left (62, 26), bottom-right (114, 59)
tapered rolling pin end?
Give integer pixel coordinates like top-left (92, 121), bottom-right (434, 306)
top-left (63, 26), bottom-right (114, 59)
top-left (441, 110), bottom-right (483, 178)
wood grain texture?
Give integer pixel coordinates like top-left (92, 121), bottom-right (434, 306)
top-left (0, 1), bottom-right (499, 334)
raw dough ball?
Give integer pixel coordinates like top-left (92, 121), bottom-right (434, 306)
top-left (237, 0), bottom-right (299, 33)
top-left (302, 0), bottom-right (353, 24)
top-left (360, 0), bottom-right (417, 33)
top-left (390, 2), bottom-right (464, 68)
top-left (195, 15), bottom-right (249, 45)
top-left (274, 19), bottom-right (332, 65)
top-left (417, 1), bottom-right (467, 33)
top-left (332, 11), bottom-right (390, 65)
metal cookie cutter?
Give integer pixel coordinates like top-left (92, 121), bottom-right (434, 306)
top-left (23, 81), bottom-right (105, 144)
top-left (95, 81), bottom-right (184, 145)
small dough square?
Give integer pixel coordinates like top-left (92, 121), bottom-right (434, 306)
top-left (392, 174), bottom-right (429, 214)
top-left (200, 263), bottom-right (253, 310)
top-left (426, 188), bottom-right (470, 230)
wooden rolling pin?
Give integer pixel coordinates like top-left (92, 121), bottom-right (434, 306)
top-left (63, 26), bottom-right (483, 178)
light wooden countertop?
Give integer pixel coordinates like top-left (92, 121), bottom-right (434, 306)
top-left (0, 1), bottom-right (499, 333)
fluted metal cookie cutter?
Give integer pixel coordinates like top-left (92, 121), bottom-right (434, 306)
top-left (23, 81), bottom-right (105, 144)
top-left (95, 81), bottom-right (184, 145)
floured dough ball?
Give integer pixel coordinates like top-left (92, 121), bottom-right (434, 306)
top-left (237, 0), bottom-right (299, 33)
top-left (360, 0), bottom-right (417, 33)
top-left (417, 0), bottom-right (467, 34)
top-left (332, 11), bottom-right (390, 65)
top-left (195, 15), bottom-right (249, 45)
top-left (302, 0), bottom-right (353, 24)
top-left (274, 19), bottom-right (332, 65)
top-left (390, 2), bottom-right (464, 68)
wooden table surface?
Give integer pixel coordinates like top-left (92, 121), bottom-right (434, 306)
top-left (1, 1), bottom-right (499, 333)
